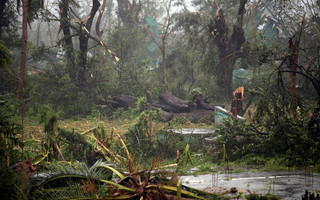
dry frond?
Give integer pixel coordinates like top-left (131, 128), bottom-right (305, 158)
top-left (82, 179), bottom-right (98, 195)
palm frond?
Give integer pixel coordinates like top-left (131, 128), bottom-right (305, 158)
top-left (30, 160), bottom-right (113, 188)
top-left (154, 185), bottom-right (209, 200)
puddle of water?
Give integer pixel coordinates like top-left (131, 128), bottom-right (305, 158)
top-left (169, 128), bottom-right (215, 136)
top-left (181, 171), bottom-right (320, 200)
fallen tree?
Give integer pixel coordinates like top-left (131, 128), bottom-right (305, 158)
top-left (106, 92), bottom-right (223, 123)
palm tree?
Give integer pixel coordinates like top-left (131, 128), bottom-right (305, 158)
top-left (29, 159), bottom-right (219, 200)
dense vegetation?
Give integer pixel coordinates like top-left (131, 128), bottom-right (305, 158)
top-left (1, 0), bottom-right (320, 199)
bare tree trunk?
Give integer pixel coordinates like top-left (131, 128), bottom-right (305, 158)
top-left (18, 0), bottom-right (28, 156)
top-left (18, 0), bottom-right (28, 99)
top-left (36, 20), bottom-right (43, 47)
top-left (161, 34), bottom-right (167, 92)
top-left (117, 0), bottom-right (142, 26)
top-left (96, 0), bottom-right (106, 38)
top-left (289, 37), bottom-right (299, 119)
top-left (78, 0), bottom-right (100, 84)
top-left (117, 0), bottom-right (132, 25)
top-left (59, 0), bottom-right (77, 82)
top-left (209, 1), bottom-right (247, 97)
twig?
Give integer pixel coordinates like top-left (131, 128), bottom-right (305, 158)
top-left (54, 142), bottom-right (65, 161)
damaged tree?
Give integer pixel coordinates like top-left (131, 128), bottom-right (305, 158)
top-left (208, 0), bottom-right (248, 97)
top-left (59, 0), bottom-right (118, 86)
top-left (117, 0), bottom-right (142, 26)
top-left (107, 92), bottom-right (223, 123)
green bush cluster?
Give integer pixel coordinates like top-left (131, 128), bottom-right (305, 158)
top-left (0, 100), bottom-right (30, 200)
top-left (214, 113), bottom-right (320, 168)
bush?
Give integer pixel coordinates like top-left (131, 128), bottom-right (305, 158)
top-left (0, 100), bottom-right (32, 200)
top-left (213, 114), bottom-right (320, 168)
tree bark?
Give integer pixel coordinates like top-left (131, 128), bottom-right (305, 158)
top-left (209, 1), bottom-right (247, 97)
top-left (78, 0), bottom-right (100, 84)
top-left (288, 37), bottom-right (299, 119)
top-left (18, 0), bottom-right (28, 99)
top-left (117, 0), bottom-right (142, 25)
top-left (162, 34), bottom-right (168, 92)
top-left (96, 0), bottom-right (106, 38)
top-left (112, 95), bottom-right (138, 108)
top-left (59, 0), bottom-right (77, 82)
top-left (107, 92), bottom-right (218, 122)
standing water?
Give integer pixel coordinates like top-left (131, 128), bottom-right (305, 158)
top-left (181, 171), bottom-right (320, 199)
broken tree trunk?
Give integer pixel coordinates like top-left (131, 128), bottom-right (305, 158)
top-left (158, 92), bottom-right (196, 113)
top-left (110, 95), bottom-right (138, 109)
top-left (192, 93), bottom-right (216, 111)
top-left (107, 92), bottom-right (219, 123)
top-left (208, 0), bottom-right (248, 97)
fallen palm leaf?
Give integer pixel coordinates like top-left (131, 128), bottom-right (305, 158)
top-left (32, 151), bottom-right (49, 165)
top-left (81, 127), bottom-right (98, 135)
top-left (148, 184), bottom-right (208, 200)
top-left (92, 133), bottom-right (124, 164)
top-left (96, 164), bottom-right (124, 179)
top-left (177, 178), bottom-right (182, 200)
top-left (113, 128), bottom-right (131, 161)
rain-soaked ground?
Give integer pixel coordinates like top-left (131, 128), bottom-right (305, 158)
top-left (181, 171), bottom-right (320, 200)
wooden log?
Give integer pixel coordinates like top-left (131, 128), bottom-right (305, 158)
top-left (193, 93), bottom-right (223, 111)
top-left (158, 92), bottom-right (196, 112)
top-left (107, 93), bottom-right (217, 123)
top-left (112, 95), bottom-right (138, 108)
top-left (152, 102), bottom-right (183, 113)
top-left (159, 92), bottom-right (188, 105)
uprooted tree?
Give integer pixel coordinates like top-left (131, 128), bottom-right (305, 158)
top-left (107, 91), bottom-right (223, 123)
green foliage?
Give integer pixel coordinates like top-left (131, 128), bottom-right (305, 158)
top-left (0, 168), bottom-right (31, 200)
top-left (0, 100), bottom-right (31, 200)
top-left (37, 104), bottom-right (60, 126)
top-left (0, 100), bottom-right (23, 166)
top-left (111, 107), bottom-right (129, 120)
top-left (57, 128), bottom-right (95, 164)
top-left (166, 43), bottom-right (205, 99)
top-left (214, 104), bottom-right (320, 167)
top-left (107, 26), bottom-right (154, 96)
top-left (177, 144), bottom-right (192, 171)
top-left (188, 87), bottom-right (203, 102)
top-left (29, 160), bottom-right (114, 200)
top-left (27, 67), bottom-right (94, 118)
top-left (167, 116), bottom-right (190, 127)
top-left (0, 40), bottom-right (11, 67)
top-left (264, 157), bottom-right (288, 171)
top-left (214, 119), bottom-right (265, 162)
top-left (0, 1), bottom-right (20, 46)
top-left (131, 97), bottom-right (150, 116)
top-left (0, 41), bottom-right (19, 95)
top-left (28, 158), bottom-right (216, 200)
top-left (123, 99), bottom-right (199, 163)
top-left (111, 97), bottom-right (157, 120)
top-left (157, 128), bottom-right (187, 157)
top-left (26, 0), bottom-right (44, 22)
top-left (124, 107), bottom-right (162, 161)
